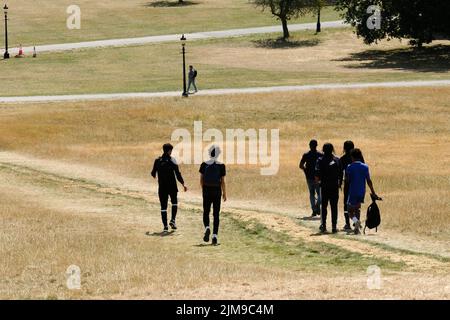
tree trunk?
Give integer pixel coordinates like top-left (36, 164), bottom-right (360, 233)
top-left (281, 17), bottom-right (290, 39)
top-left (316, 8), bottom-right (321, 33)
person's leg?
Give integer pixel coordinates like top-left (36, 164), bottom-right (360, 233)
top-left (187, 79), bottom-right (192, 93)
top-left (169, 192), bottom-right (178, 229)
top-left (203, 189), bottom-right (212, 228)
top-left (158, 190), bottom-right (169, 229)
top-left (315, 183), bottom-right (322, 215)
top-left (212, 188), bottom-right (222, 236)
top-left (331, 192), bottom-right (339, 231)
top-left (355, 204), bottom-right (361, 221)
top-left (203, 188), bottom-right (212, 242)
top-left (193, 79), bottom-right (198, 92)
top-left (320, 191), bottom-right (329, 231)
top-left (306, 179), bottom-right (316, 215)
top-left (343, 182), bottom-right (350, 227)
top-left (348, 202), bottom-right (362, 234)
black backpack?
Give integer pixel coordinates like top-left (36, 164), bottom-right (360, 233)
top-left (364, 194), bottom-right (382, 234)
top-left (193, 70), bottom-right (198, 78)
top-left (203, 162), bottom-right (221, 186)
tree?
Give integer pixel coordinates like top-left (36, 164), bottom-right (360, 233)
top-left (252, 0), bottom-right (315, 39)
top-left (335, 0), bottom-right (450, 47)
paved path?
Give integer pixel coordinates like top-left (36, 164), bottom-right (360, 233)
top-left (1, 80), bottom-right (449, 103)
top-left (10, 20), bottom-right (346, 55)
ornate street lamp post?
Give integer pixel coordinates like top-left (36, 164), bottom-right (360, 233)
top-left (180, 34), bottom-right (188, 97)
top-left (3, 4), bottom-right (9, 59)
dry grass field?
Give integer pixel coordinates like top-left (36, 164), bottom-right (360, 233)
top-left (2, 28), bottom-right (449, 96)
top-left (1, 87), bottom-right (449, 299)
top-left (0, 87), bottom-right (449, 238)
top-left (7, 0), bottom-right (339, 45)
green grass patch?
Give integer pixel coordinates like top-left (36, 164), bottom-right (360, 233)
top-left (2, 27), bottom-right (449, 96)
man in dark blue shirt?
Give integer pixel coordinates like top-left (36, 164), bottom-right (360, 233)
top-left (339, 140), bottom-right (365, 230)
top-left (300, 140), bottom-right (323, 217)
top-left (346, 148), bottom-right (380, 234)
top-left (151, 143), bottom-right (187, 232)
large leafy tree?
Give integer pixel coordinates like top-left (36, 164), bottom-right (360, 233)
top-left (335, 0), bottom-right (450, 47)
top-left (252, 0), bottom-right (315, 39)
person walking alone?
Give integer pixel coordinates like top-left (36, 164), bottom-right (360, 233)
top-left (187, 65), bottom-right (198, 94)
top-left (151, 143), bottom-right (187, 232)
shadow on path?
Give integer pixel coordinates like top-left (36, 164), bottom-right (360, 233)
top-left (252, 38), bottom-right (320, 49)
top-left (146, 231), bottom-right (175, 237)
top-left (144, 1), bottom-right (200, 8)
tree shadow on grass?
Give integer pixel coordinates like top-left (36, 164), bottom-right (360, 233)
top-left (252, 37), bottom-right (320, 49)
top-left (335, 44), bottom-right (450, 73)
top-left (143, 1), bottom-right (200, 8)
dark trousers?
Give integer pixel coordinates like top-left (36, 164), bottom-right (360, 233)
top-left (321, 188), bottom-right (339, 228)
top-left (343, 182), bottom-right (350, 225)
top-left (158, 189), bottom-right (178, 227)
top-left (202, 186), bottom-right (221, 235)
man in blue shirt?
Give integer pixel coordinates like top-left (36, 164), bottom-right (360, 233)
top-left (346, 148), bottom-right (380, 234)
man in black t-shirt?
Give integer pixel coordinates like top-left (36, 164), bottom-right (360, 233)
top-left (299, 140), bottom-right (323, 217)
top-left (315, 143), bottom-right (341, 233)
top-left (199, 145), bottom-right (227, 246)
top-left (151, 143), bottom-right (187, 232)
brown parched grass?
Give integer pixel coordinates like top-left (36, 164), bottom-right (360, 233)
top-left (0, 87), bottom-right (449, 239)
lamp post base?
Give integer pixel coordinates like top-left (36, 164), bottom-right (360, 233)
top-left (182, 92), bottom-right (189, 97)
top-left (3, 51), bottom-right (9, 59)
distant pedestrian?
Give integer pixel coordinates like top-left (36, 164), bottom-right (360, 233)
top-left (300, 140), bottom-right (323, 217)
top-left (151, 143), bottom-right (187, 233)
top-left (346, 148), bottom-right (380, 234)
top-left (315, 143), bottom-right (341, 233)
top-left (200, 145), bottom-right (227, 245)
top-left (339, 141), bottom-right (365, 231)
top-left (187, 65), bottom-right (198, 94)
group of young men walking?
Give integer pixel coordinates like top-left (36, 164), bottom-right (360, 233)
top-left (150, 139), bottom-right (379, 246)
top-left (300, 140), bottom-right (380, 234)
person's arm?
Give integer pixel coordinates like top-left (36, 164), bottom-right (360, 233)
top-left (199, 163), bottom-right (205, 188)
top-left (314, 158), bottom-right (321, 184)
top-left (337, 159), bottom-right (343, 188)
top-left (367, 179), bottom-right (380, 199)
top-left (338, 159), bottom-right (344, 189)
top-left (299, 154), bottom-right (306, 171)
top-left (366, 168), bottom-right (380, 199)
top-left (172, 161), bottom-right (187, 191)
top-left (221, 177), bottom-right (227, 202)
top-left (150, 159), bottom-right (158, 179)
